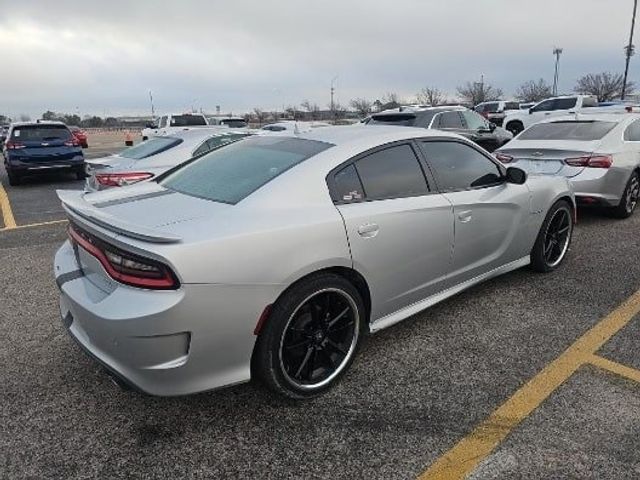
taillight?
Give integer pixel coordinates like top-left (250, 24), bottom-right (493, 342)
top-left (95, 172), bottom-right (154, 187)
top-left (64, 138), bottom-right (81, 147)
top-left (494, 153), bottom-right (514, 163)
top-left (68, 224), bottom-right (179, 290)
top-left (564, 155), bottom-right (612, 168)
top-left (5, 141), bottom-right (25, 150)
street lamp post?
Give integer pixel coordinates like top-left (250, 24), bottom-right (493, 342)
top-left (622, 0), bottom-right (638, 100)
top-left (552, 48), bottom-right (563, 96)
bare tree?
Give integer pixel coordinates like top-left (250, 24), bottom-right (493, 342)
top-left (514, 79), bottom-right (553, 103)
top-left (456, 81), bottom-right (503, 106)
top-left (416, 86), bottom-right (445, 106)
top-left (19, 114), bottom-right (31, 122)
top-left (285, 105), bottom-right (298, 120)
top-left (350, 98), bottom-right (373, 117)
top-left (301, 99), bottom-right (320, 120)
top-left (331, 102), bottom-right (347, 121)
top-left (253, 108), bottom-right (267, 126)
top-left (380, 92), bottom-right (402, 110)
top-left (574, 72), bottom-right (634, 102)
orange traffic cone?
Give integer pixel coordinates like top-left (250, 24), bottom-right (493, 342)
top-left (124, 131), bottom-right (133, 146)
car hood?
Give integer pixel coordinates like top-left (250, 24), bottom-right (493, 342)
top-left (58, 182), bottom-right (232, 243)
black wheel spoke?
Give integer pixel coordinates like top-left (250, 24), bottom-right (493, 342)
top-left (283, 339), bottom-right (311, 350)
top-left (325, 339), bottom-right (348, 356)
top-left (327, 307), bottom-right (350, 328)
top-left (294, 347), bottom-right (314, 379)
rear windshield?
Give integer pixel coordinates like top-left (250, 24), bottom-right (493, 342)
top-left (220, 119), bottom-right (247, 128)
top-left (12, 125), bottom-right (71, 141)
top-left (475, 103), bottom-right (499, 113)
top-left (368, 114), bottom-right (417, 126)
top-left (170, 115), bottom-right (207, 126)
top-left (160, 136), bottom-right (333, 204)
top-left (518, 121), bottom-right (617, 141)
top-left (262, 125), bottom-right (287, 131)
top-left (120, 137), bottom-right (182, 159)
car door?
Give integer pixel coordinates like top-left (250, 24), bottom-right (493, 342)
top-left (432, 111), bottom-right (468, 139)
top-left (461, 110), bottom-right (500, 152)
top-left (330, 143), bottom-right (454, 320)
top-left (418, 139), bottom-right (531, 284)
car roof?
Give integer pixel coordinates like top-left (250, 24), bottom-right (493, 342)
top-left (289, 124), bottom-right (461, 147)
top-left (160, 127), bottom-right (250, 141)
top-left (537, 113), bottom-right (640, 125)
top-left (10, 120), bottom-right (66, 128)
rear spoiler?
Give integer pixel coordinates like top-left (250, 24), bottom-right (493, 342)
top-left (57, 190), bottom-right (182, 244)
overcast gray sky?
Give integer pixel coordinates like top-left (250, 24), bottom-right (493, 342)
top-left (0, 0), bottom-right (637, 118)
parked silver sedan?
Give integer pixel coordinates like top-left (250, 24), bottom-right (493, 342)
top-left (85, 128), bottom-right (252, 191)
top-left (54, 126), bottom-right (574, 399)
top-left (496, 114), bottom-right (640, 218)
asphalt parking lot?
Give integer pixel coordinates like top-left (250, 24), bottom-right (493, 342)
top-left (2, 135), bottom-right (640, 478)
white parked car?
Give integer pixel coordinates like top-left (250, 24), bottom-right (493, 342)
top-left (474, 100), bottom-right (522, 126)
top-left (207, 117), bottom-right (248, 128)
top-left (85, 129), bottom-right (252, 191)
top-left (141, 113), bottom-right (210, 140)
top-left (496, 113), bottom-right (640, 218)
top-left (261, 121), bottom-right (332, 133)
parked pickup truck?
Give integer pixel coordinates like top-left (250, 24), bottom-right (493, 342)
top-left (141, 113), bottom-right (211, 140)
top-left (502, 95), bottom-right (632, 136)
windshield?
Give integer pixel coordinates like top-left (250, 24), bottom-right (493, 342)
top-left (12, 125), bottom-right (71, 141)
top-left (161, 136), bottom-right (333, 204)
top-left (119, 137), bottom-right (183, 159)
top-left (519, 121), bottom-right (617, 141)
top-left (170, 115), bottom-right (207, 126)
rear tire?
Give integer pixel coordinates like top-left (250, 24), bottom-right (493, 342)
top-left (609, 171), bottom-right (639, 219)
top-left (530, 200), bottom-right (573, 272)
top-left (7, 168), bottom-right (20, 186)
top-left (252, 273), bottom-right (365, 399)
top-left (75, 167), bottom-right (86, 180)
top-left (506, 121), bottom-right (524, 136)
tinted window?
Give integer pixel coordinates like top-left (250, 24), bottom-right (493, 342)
top-left (354, 144), bottom-right (428, 199)
top-left (624, 119), bottom-right (640, 141)
top-left (368, 114), bottom-right (417, 126)
top-left (505, 102), bottom-right (520, 110)
top-left (205, 133), bottom-right (250, 150)
top-left (220, 119), bottom-right (247, 128)
top-left (475, 102), bottom-right (499, 113)
top-left (519, 121), bottom-right (617, 141)
top-left (192, 141), bottom-right (209, 157)
top-left (333, 164), bottom-right (364, 202)
top-left (435, 112), bottom-right (464, 129)
top-left (159, 116), bottom-right (168, 128)
top-left (420, 141), bottom-right (502, 190)
top-left (553, 98), bottom-right (577, 110)
top-left (170, 115), bottom-right (207, 126)
top-left (262, 125), bottom-right (287, 131)
top-left (462, 110), bottom-right (488, 130)
top-left (531, 99), bottom-right (554, 112)
top-left (120, 137), bottom-right (182, 159)
top-left (161, 137), bottom-right (332, 204)
top-left (11, 125), bottom-right (71, 141)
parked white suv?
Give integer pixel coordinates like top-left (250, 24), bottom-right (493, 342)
top-left (502, 95), bottom-right (600, 136)
top-left (141, 113), bottom-right (210, 140)
top-left (474, 100), bottom-right (521, 126)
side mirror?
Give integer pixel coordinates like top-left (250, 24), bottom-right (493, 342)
top-left (505, 166), bottom-right (527, 185)
top-left (145, 123), bottom-right (157, 129)
top-left (528, 108), bottom-right (534, 114)
top-left (489, 122), bottom-right (497, 132)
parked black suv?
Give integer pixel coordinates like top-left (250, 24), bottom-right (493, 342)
top-left (365, 106), bottom-right (513, 152)
top-left (2, 121), bottom-right (85, 185)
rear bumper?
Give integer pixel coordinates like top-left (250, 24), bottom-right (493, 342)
top-left (569, 168), bottom-right (630, 207)
top-left (54, 240), bottom-right (281, 396)
top-left (6, 155), bottom-right (84, 174)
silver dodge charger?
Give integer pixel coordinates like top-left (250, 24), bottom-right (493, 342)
top-left (54, 126), bottom-right (575, 399)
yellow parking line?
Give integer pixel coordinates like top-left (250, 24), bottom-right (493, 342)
top-left (0, 218), bottom-right (68, 232)
top-left (589, 354), bottom-right (640, 384)
top-left (418, 289), bottom-right (640, 480)
top-left (0, 182), bottom-right (17, 229)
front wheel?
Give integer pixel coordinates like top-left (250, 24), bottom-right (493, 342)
top-left (252, 273), bottom-right (365, 399)
top-left (609, 171), bottom-right (639, 219)
top-left (530, 200), bottom-right (573, 272)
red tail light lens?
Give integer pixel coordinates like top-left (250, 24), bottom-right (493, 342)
top-left (64, 138), bottom-right (81, 147)
top-left (95, 172), bottom-right (154, 187)
top-left (5, 141), bottom-right (25, 150)
top-left (494, 153), bottom-right (514, 163)
top-left (68, 224), bottom-right (179, 290)
top-left (564, 155), bottom-right (612, 168)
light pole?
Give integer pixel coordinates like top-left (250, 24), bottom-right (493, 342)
top-left (148, 90), bottom-right (155, 118)
top-left (330, 76), bottom-right (338, 123)
top-left (622, 0), bottom-right (638, 100)
top-left (552, 48), bottom-right (563, 96)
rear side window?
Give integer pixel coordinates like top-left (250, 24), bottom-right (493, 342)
top-left (476, 103), bottom-right (499, 113)
top-left (624, 119), bottom-right (640, 141)
top-left (12, 125), bottom-right (71, 141)
top-left (553, 98), bottom-right (577, 110)
top-left (161, 136), bottom-right (332, 204)
top-left (420, 141), bottom-right (502, 191)
top-left (435, 112), bottom-right (464, 129)
top-left (120, 137), bottom-right (183, 159)
top-left (333, 164), bottom-right (365, 202)
top-left (505, 102), bottom-right (520, 110)
top-left (519, 121), bottom-right (617, 141)
top-left (170, 115), bottom-right (207, 126)
top-left (352, 144), bottom-right (428, 200)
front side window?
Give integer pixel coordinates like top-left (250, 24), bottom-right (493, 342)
top-left (435, 112), bottom-right (464, 129)
top-left (531, 99), bottom-right (554, 112)
top-left (520, 121), bottom-right (617, 141)
top-left (505, 102), bottom-right (520, 110)
top-left (170, 115), bottom-right (208, 126)
top-left (161, 136), bottom-right (332, 204)
top-left (120, 137), bottom-right (182, 159)
top-left (159, 116), bottom-right (168, 128)
top-left (420, 141), bottom-right (502, 191)
top-left (553, 98), bottom-right (578, 110)
top-left (475, 102), bottom-right (499, 113)
top-left (353, 144), bottom-right (428, 200)
top-left (462, 111), bottom-right (488, 130)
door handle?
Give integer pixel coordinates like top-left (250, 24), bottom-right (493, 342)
top-left (458, 210), bottom-right (473, 223)
top-left (357, 223), bottom-right (379, 238)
